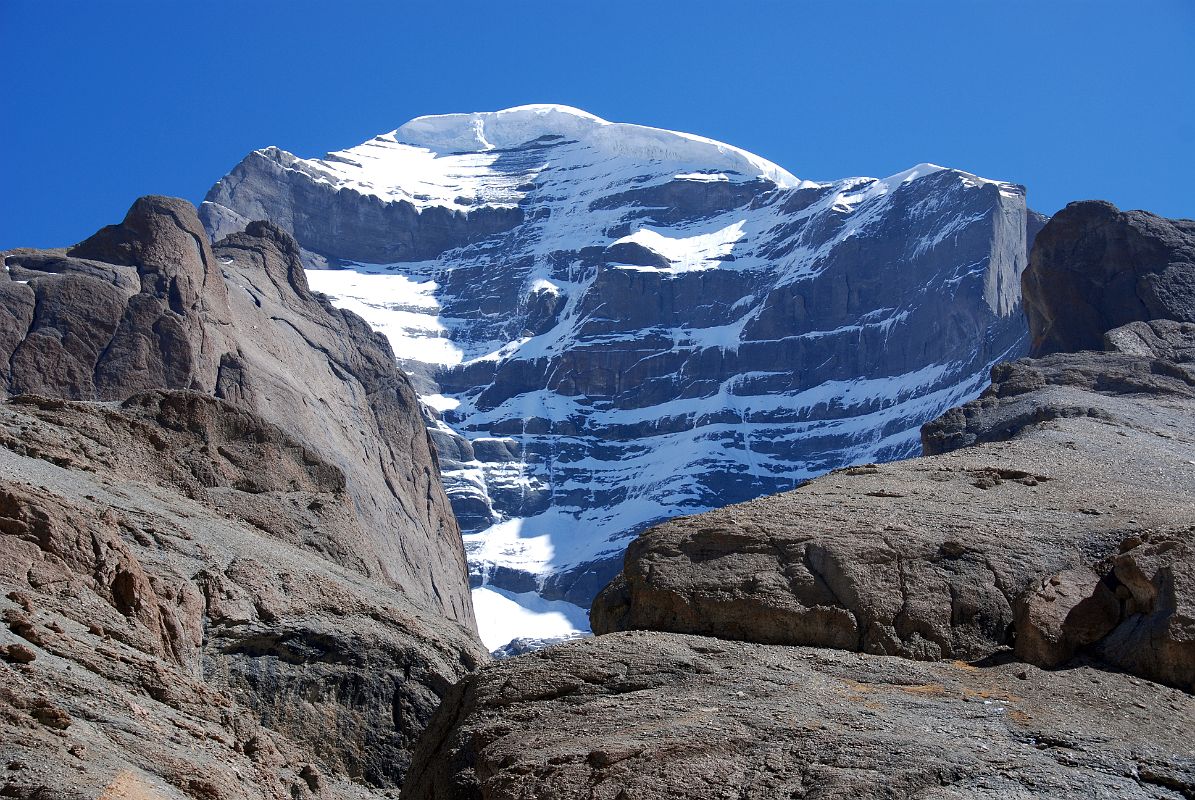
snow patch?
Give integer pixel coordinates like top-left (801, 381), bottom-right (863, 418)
top-left (471, 585), bottom-right (591, 652)
top-left (613, 220), bottom-right (746, 274)
top-left (305, 267), bottom-right (463, 366)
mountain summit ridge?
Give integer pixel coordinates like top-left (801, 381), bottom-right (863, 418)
top-left (390, 103), bottom-right (803, 187)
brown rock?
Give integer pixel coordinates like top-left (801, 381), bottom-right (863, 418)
top-left (29, 699), bottom-right (70, 730)
top-left (0, 405), bottom-right (486, 795)
top-left (1099, 531), bottom-right (1195, 691)
top-left (1013, 566), bottom-right (1119, 668)
top-left (8, 274), bottom-right (128, 399)
top-left (1, 643), bottom-right (35, 664)
top-left (1, 197), bottom-right (473, 624)
top-left (0, 197), bottom-right (486, 796)
top-left (403, 632), bottom-right (1195, 800)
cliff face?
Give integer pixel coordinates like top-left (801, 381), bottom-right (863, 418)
top-left (201, 105), bottom-right (1040, 624)
top-left (404, 202), bottom-right (1195, 798)
top-left (0, 198), bottom-right (486, 798)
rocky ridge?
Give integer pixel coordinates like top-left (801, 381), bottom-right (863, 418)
top-left (201, 105), bottom-right (1044, 627)
top-left (401, 202), bottom-right (1195, 798)
top-left (0, 198), bottom-right (486, 798)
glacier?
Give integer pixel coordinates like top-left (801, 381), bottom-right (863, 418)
top-left (201, 104), bottom-right (1044, 651)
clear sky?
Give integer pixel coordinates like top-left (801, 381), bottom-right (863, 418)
top-left (3, 0), bottom-right (1193, 249)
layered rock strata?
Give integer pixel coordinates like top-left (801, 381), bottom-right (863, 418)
top-left (201, 105), bottom-right (1043, 616)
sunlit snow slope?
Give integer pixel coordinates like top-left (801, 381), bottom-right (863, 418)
top-left (202, 104), bottom-right (1043, 650)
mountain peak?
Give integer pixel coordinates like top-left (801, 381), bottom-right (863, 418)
top-left (388, 104), bottom-right (801, 188)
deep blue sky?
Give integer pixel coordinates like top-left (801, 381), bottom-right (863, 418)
top-left (3, 1), bottom-right (1193, 249)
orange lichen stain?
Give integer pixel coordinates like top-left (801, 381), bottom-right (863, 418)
top-left (963, 687), bottom-right (1021, 703)
top-left (839, 678), bottom-right (874, 694)
top-left (99, 770), bottom-right (170, 800)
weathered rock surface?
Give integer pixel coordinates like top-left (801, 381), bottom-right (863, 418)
top-left (591, 395), bottom-right (1195, 668)
top-left (403, 631), bottom-right (1195, 800)
top-left (0, 402), bottom-right (486, 796)
top-left (1016, 529), bottom-right (1194, 690)
top-left (921, 319), bottom-right (1195, 456)
top-left (1023, 200), bottom-right (1195, 357)
top-left (0, 198), bottom-right (487, 796)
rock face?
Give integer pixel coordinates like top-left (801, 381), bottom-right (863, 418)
top-left (591, 205), bottom-right (1195, 692)
top-left (0, 199), bottom-right (486, 797)
top-left (201, 104), bottom-right (1040, 624)
top-left (402, 631), bottom-right (1195, 800)
top-left (1023, 200), bottom-right (1195, 357)
top-left (1014, 529), bottom-right (1195, 690)
top-left (920, 321), bottom-right (1195, 456)
top-left (3, 198), bottom-right (471, 623)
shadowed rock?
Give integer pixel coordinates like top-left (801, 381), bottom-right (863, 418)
top-left (1023, 200), bottom-right (1195, 357)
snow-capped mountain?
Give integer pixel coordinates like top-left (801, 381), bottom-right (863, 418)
top-left (201, 104), bottom-right (1043, 649)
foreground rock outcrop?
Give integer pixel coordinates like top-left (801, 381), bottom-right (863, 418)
top-left (591, 399), bottom-right (1195, 671)
top-left (403, 631), bottom-right (1194, 800)
top-left (0, 198), bottom-right (487, 797)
